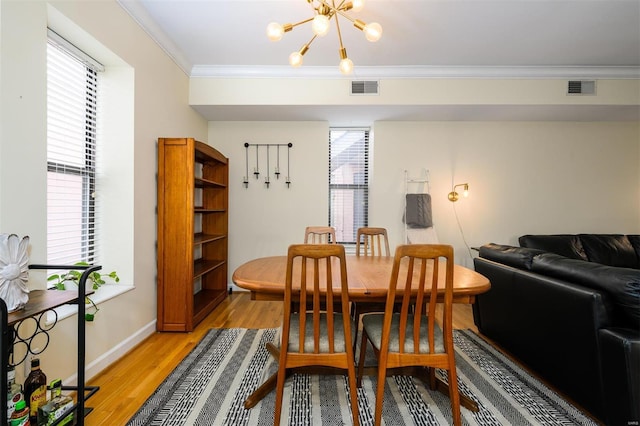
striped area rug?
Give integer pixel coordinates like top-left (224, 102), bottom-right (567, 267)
top-left (127, 328), bottom-right (596, 425)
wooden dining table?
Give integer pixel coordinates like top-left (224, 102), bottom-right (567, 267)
top-left (232, 254), bottom-right (491, 411)
top-left (233, 254), bottom-right (489, 303)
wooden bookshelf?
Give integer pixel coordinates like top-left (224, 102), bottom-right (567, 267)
top-left (156, 138), bottom-right (229, 332)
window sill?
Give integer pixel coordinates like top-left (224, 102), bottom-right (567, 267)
top-left (344, 245), bottom-right (356, 255)
top-left (45, 284), bottom-right (134, 325)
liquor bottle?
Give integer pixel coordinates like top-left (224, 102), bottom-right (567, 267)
top-left (10, 399), bottom-right (29, 425)
top-left (23, 358), bottom-right (47, 425)
top-left (7, 365), bottom-right (24, 422)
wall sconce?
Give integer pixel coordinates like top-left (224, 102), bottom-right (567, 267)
top-left (448, 183), bottom-right (469, 202)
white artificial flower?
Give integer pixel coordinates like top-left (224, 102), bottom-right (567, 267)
top-left (0, 234), bottom-right (30, 312)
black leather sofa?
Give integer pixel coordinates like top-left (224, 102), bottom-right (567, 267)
top-left (473, 234), bottom-right (640, 426)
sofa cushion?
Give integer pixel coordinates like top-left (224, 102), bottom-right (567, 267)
top-left (579, 234), bottom-right (639, 269)
top-left (532, 252), bottom-right (640, 329)
top-left (479, 243), bottom-right (544, 270)
top-left (519, 234), bottom-right (587, 261)
top-left (627, 235), bottom-right (640, 268)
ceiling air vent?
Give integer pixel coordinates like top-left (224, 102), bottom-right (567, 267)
top-left (567, 80), bottom-right (596, 95)
top-left (351, 80), bottom-right (379, 95)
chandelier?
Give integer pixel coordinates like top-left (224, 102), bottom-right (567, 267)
top-left (266, 0), bottom-right (382, 75)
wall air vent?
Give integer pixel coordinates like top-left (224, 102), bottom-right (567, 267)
top-left (351, 80), bottom-right (379, 95)
top-left (567, 80), bottom-right (596, 95)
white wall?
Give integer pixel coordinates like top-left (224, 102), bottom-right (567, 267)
top-left (0, 0), bottom-right (207, 383)
top-left (0, 1), bottom-right (48, 262)
top-left (211, 120), bottom-right (640, 275)
top-left (372, 121), bottom-right (640, 266)
top-left (210, 121), bottom-right (330, 280)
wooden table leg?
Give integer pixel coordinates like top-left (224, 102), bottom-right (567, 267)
top-left (266, 342), bottom-right (279, 359)
top-left (412, 367), bottom-right (479, 412)
top-left (434, 376), bottom-right (479, 412)
top-left (244, 372), bottom-right (278, 409)
top-left (243, 342), bottom-right (282, 409)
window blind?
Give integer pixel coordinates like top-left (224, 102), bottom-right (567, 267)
top-left (328, 128), bottom-right (369, 244)
top-left (47, 33), bottom-right (101, 266)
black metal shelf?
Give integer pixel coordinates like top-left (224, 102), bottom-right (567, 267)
top-left (0, 264), bottom-right (102, 426)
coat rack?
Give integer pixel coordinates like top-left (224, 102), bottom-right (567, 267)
top-left (243, 142), bottom-right (293, 188)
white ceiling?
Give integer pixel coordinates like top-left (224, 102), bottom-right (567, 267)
top-left (118, 0), bottom-right (640, 122)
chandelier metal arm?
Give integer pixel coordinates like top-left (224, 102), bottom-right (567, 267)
top-left (298, 34), bottom-right (318, 57)
top-left (317, 0), bottom-right (356, 24)
top-left (333, 0), bottom-right (345, 50)
top-left (285, 17), bottom-right (315, 32)
top-left (268, 0), bottom-right (382, 74)
top-left (317, 0), bottom-right (376, 37)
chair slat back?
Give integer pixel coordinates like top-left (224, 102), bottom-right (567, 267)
top-left (277, 243), bottom-right (360, 426)
top-left (356, 227), bottom-right (391, 257)
top-left (283, 244), bottom-right (350, 355)
top-left (383, 244), bottom-right (454, 354)
top-left (304, 226), bottom-right (337, 244)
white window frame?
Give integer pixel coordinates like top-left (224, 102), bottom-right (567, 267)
top-left (328, 127), bottom-right (370, 245)
top-left (47, 29), bottom-right (104, 270)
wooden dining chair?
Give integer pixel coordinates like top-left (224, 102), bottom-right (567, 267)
top-left (355, 227), bottom-right (390, 257)
top-left (352, 227), bottom-right (391, 354)
top-left (304, 226), bottom-right (336, 244)
top-left (357, 244), bottom-right (461, 426)
top-left (275, 244), bottom-right (359, 426)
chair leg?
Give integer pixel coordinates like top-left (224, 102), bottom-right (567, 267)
top-left (347, 362), bottom-right (360, 426)
top-left (428, 365), bottom-right (437, 390)
top-left (357, 329), bottom-right (369, 387)
top-left (274, 366), bottom-right (287, 426)
top-left (352, 305), bottom-right (361, 356)
top-left (447, 365), bottom-right (462, 426)
top-left (374, 362), bottom-right (386, 426)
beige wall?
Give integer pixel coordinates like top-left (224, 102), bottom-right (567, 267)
top-left (372, 121), bottom-right (640, 266)
top-left (191, 77), bottom-right (640, 109)
top-left (210, 121), bottom-right (331, 275)
top-left (0, 0), bottom-right (207, 382)
top-left (212, 120), bottom-right (640, 274)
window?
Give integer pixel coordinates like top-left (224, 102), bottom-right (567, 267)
top-left (328, 128), bottom-right (369, 244)
top-left (46, 30), bottom-right (103, 267)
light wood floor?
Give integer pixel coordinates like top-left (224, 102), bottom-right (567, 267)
top-left (83, 292), bottom-right (477, 425)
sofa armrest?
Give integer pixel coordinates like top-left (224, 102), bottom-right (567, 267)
top-left (599, 328), bottom-right (640, 426)
top-left (478, 243), bottom-right (544, 270)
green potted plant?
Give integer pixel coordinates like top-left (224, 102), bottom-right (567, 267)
top-left (47, 262), bottom-right (120, 321)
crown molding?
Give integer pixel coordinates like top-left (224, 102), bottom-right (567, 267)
top-left (117, 1), bottom-right (639, 81)
top-left (190, 65), bottom-right (640, 80)
top-left (117, 0), bottom-right (192, 75)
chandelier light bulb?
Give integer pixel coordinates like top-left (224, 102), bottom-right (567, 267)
top-left (269, 4), bottom-right (383, 75)
top-left (289, 51), bottom-right (304, 67)
top-left (312, 14), bottom-right (330, 36)
top-left (363, 22), bottom-right (382, 42)
top-left (339, 57), bottom-right (354, 75)
top-left (352, 0), bottom-right (365, 12)
top-left (266, 22), bottom-right (285, 41)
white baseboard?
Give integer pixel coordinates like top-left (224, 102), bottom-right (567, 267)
top-left (63, 320), bottom-right (157, 385)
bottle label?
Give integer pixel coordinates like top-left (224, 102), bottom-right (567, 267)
top-left (7, 391), bottom-right (23, 421)
top-left (9, 413), bottom-right (29, 426)
top-left (29, 385), bottom-right (46, 417)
